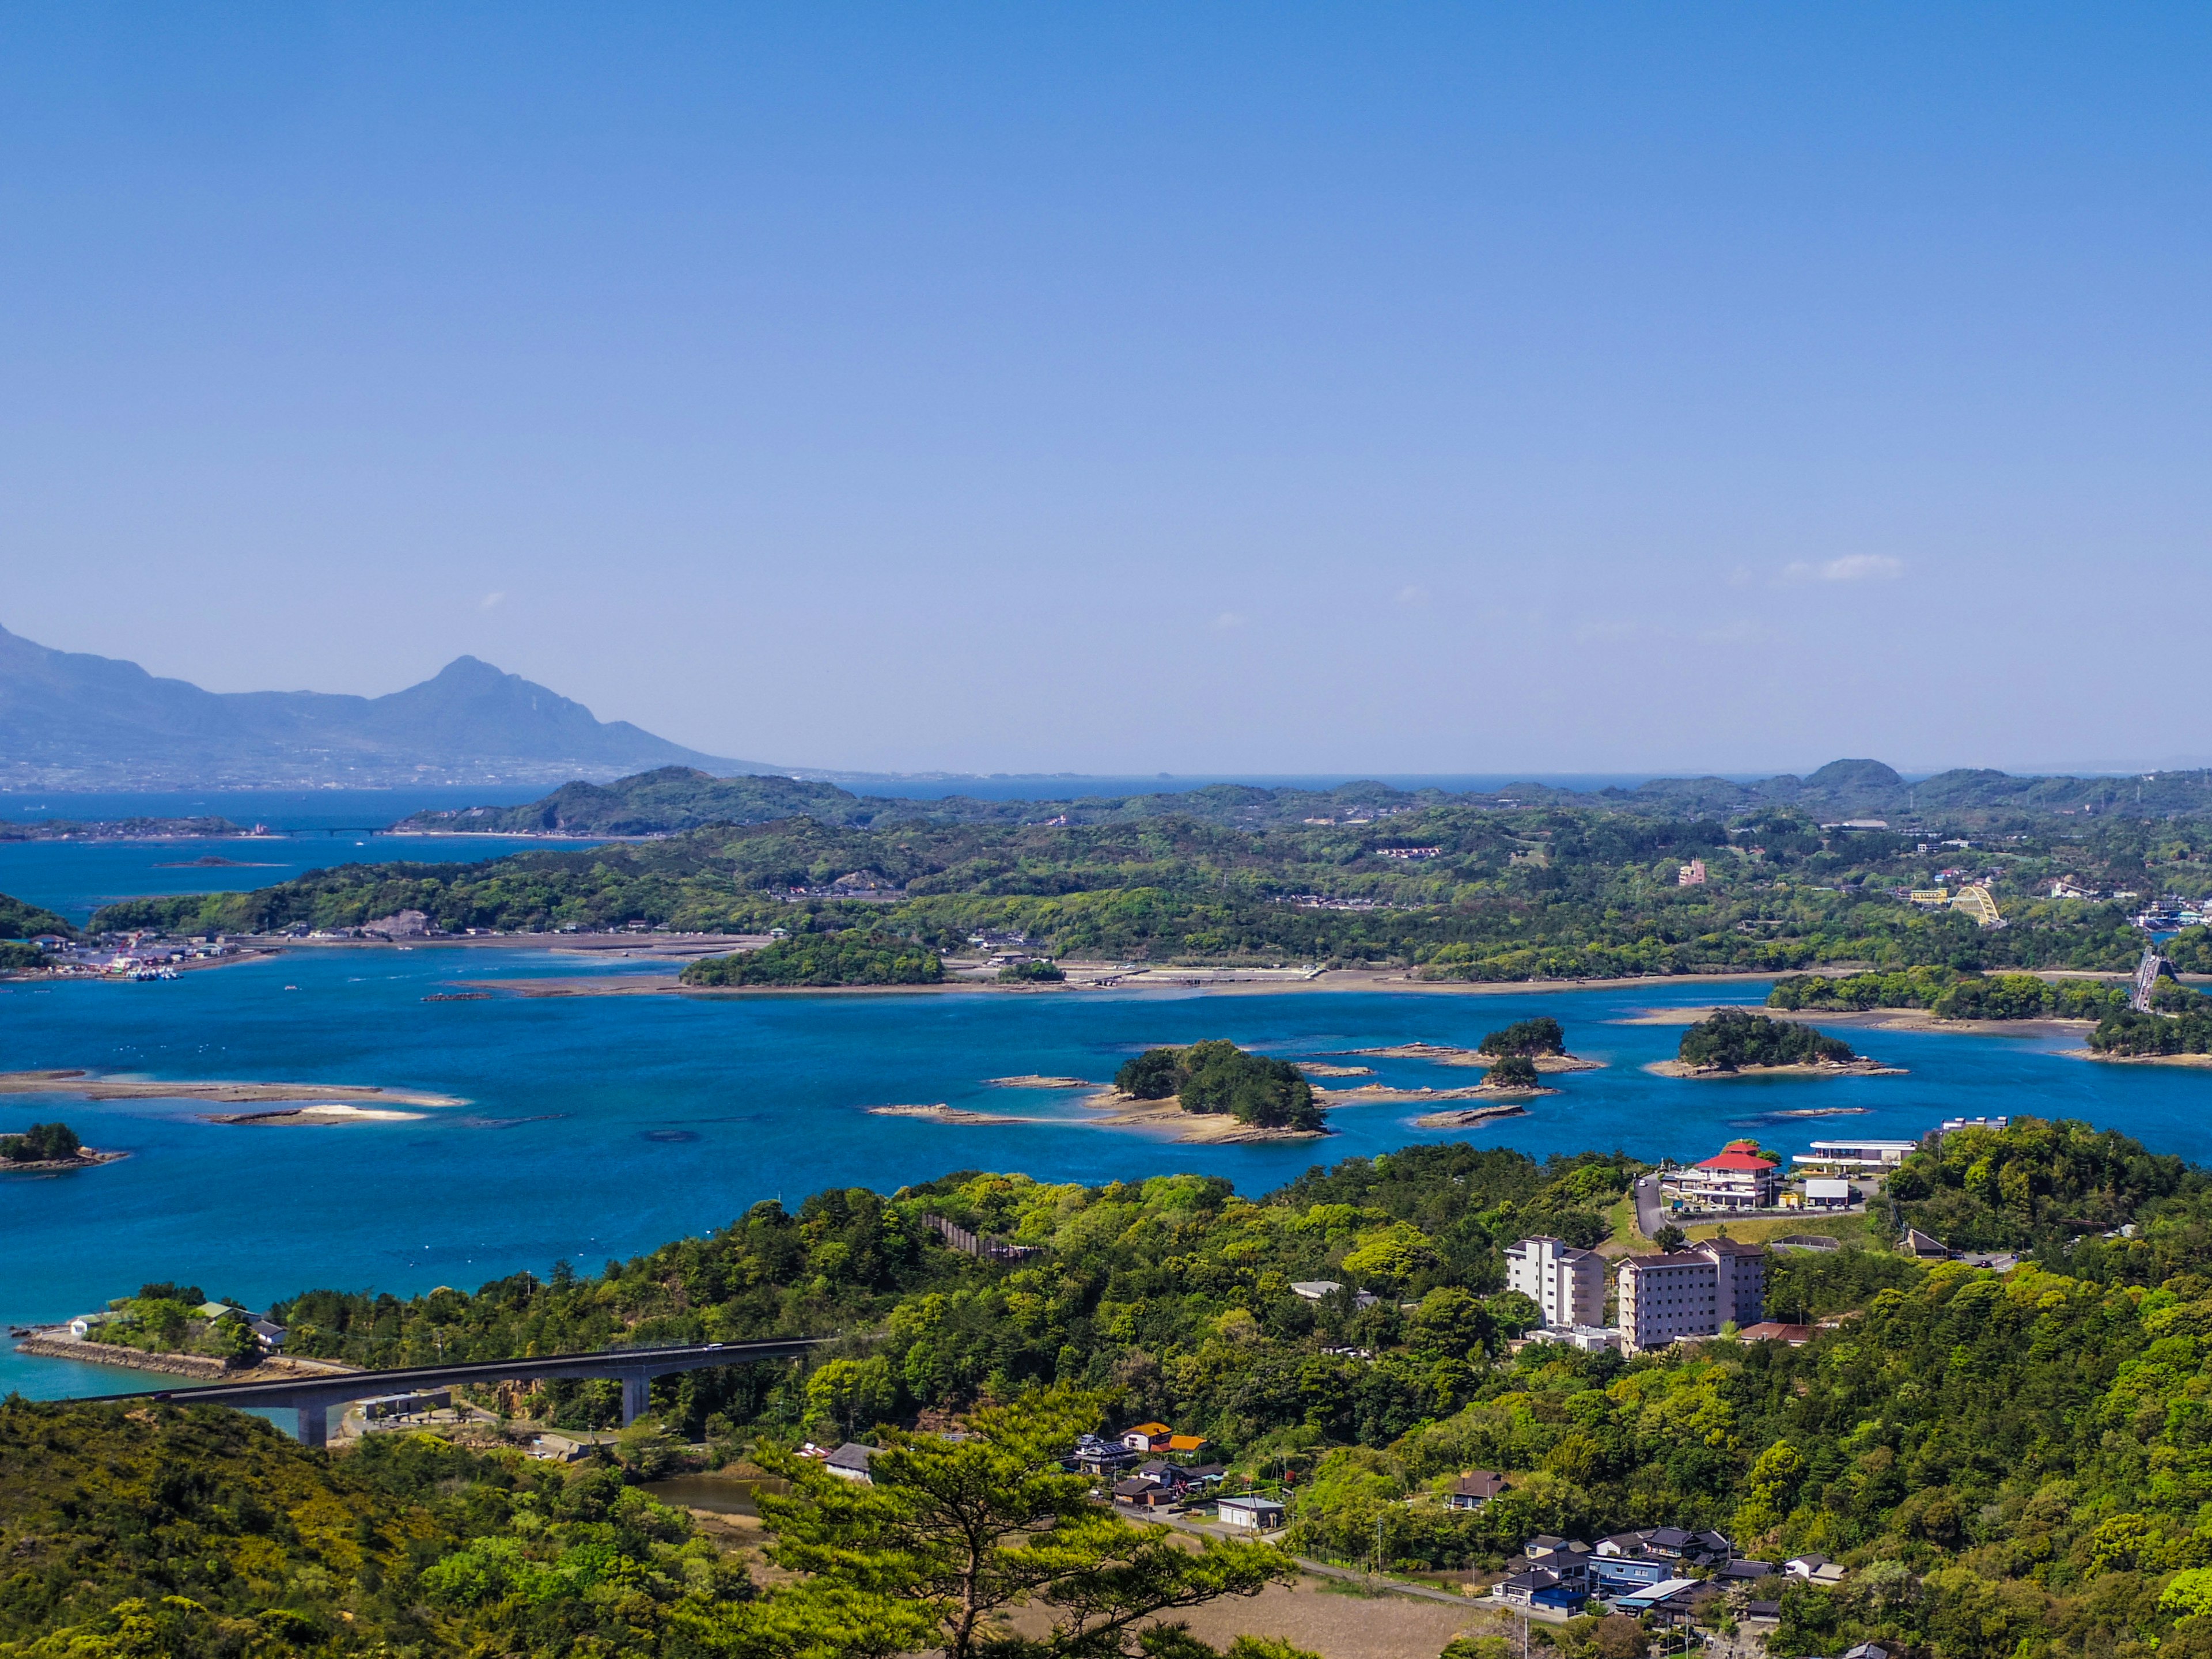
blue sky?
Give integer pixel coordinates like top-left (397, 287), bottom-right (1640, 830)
top-left (3, 5), bottom-right (2207, 776)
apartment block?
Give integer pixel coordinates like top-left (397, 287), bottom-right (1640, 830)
top-left (1506, 1235), bottom-right (1608, 1329)
top-left (1618, 1238), bottom-right (1768, 1352)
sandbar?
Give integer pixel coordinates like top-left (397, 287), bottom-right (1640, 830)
top-left (1642, 1059), bottom-right (1906, 1080)
top-left (1333, 1043), bottom-right (1601, 1073)
top-left (1314, 1082), bottom-right (1501, 1106)
top-left (203, 1104), bottom-right (429, 1126)
top-left (983, 1075), bottom-right (1092, 1089)
top-left (1296, 1062), bottom-right (1374, 1077)
top-left (865, 1103), bottom-right (1054, 1126)
top-left (1412, 1102), bottom-right (1535, 1128)
top-left (0, 1070), bottom-right (465, 1107)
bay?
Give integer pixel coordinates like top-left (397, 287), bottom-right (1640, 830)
top-left (5, 943), bottom-right (2206, 1401)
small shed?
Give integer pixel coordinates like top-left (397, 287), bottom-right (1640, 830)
top-left (1216, 1495), bottom-right (1286, 1531)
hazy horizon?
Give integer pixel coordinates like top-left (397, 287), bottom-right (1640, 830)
top-left (6, 6), bottom-right (2206, 775)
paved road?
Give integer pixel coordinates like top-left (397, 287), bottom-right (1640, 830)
top-left (1635, 1173), bottom-right (1665, 1241)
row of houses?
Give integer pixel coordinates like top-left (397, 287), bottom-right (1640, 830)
top-left (1499, 1528), bottom-right (1848, 1617)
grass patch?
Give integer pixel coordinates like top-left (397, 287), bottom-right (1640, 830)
top-left (1681, 1213), bottom-right (1872, 1247)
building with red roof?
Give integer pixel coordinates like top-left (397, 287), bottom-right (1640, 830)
top-left (1668, 1139), bottom-right (1783, 1212)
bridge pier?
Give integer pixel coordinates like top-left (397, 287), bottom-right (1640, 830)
top-left (298, 1403), bottom-right (328, 1448)
top-left (620, 1373), bottom-right (651, 1425)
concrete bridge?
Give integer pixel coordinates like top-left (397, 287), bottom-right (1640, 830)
top-left (66, 1337), bottom-right (824, 1448)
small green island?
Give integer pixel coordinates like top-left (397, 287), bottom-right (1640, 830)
top-left (1654, 1007), bottom-right (1891, 1077)
top-left (679, 931), bottom-right (944, 988)
top-left (0, 1121), bottom-right (119, 1171)
top-left (1112, 1040), bottom-right (1326, 1132)
top-left (1478, 1016), bottom-right (1566, 1058)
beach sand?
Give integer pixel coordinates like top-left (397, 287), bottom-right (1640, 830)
top-left (203, 1103), bottom-right (430, 1126)
top-left (1642, 1059), bottom-right (1907, 1080)
top-left (0, 1070), bottom-right (465, 1108)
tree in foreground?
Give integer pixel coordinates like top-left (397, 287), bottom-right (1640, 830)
top-left (742, 1385), bottom-right (1297, 1659)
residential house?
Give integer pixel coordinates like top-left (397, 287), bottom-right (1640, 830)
top-left (1112, 1477), bottom-right (1176, 1508)
top-left (1588, 1554), bottom-right (1670, 1595)
top-left (1721, 1559), bottom-right (1778, 1584)
top-left (1447, 1471), bottom-right (1509, 1512)
top-left (1505, 1236), bottom-right (1607, 1329)
top-left (1496, 1570), bottom-right (1587, 1611)
top-left (1903, 1229), bottom-right (1951, 1260)
top-left (1120, 1422), bottom-right (1176, 1453)
top-left (825, 1443), bottom-right (878, 1484)
top-left (1073, 1434), bottom-right (1139, 1476)
top-left (1801, 1178), bottom-right (1854, 1210)
top-left (1786, 1554), bottom-right (1847, 1586)
top-left (1216, 1496), bottom-right (1286, 1531)
top-left (1677, 859), bottom-right (1708, 887)
top-left (249, 1317), bottom-right (287, 1350)
top-left (529, 1432), bottom-right (590, 1462)
top-left (1615, 1580), bottom-right (1718, 1628)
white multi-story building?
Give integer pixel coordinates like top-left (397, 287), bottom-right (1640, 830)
top-left (1618, 1238), bottom-right (1767, 1352)
top-left (1506, 1236), bottom-right (1608, 1329)
top-left (1790, 1139), bottom-right (1918, 1173)
top-left (1666, 1141), bottom-right (1784, 1211)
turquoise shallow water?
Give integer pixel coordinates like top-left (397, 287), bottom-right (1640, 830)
top-left (5, 940), bottom-right (2209, 1400)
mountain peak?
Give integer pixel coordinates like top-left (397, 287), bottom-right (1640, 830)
top-left (0, 624), bottom-right (759, 788)
top-left (1804, 758), bottom-right (1904, 791)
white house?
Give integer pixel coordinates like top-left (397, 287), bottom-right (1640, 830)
top-left (825, 1443), bottom-right (878, 1483)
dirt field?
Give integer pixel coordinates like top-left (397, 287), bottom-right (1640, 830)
top-left (1005, 1575), bottom-right (1498, 1658)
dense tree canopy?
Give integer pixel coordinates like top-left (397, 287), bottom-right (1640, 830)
top-left (1677, 1009), bottom-right (1855, 1070)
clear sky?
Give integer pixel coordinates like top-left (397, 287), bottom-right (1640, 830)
top-left (3, 5), bottom-right (2207, 777)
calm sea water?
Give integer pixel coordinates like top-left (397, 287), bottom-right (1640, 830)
top-left (5, 944), bottom-right (2206, 1402)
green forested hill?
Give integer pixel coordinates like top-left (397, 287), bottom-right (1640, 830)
top-left (0, 891), bottom-right (71, 941)
top-left (24, 1122), bottom-right (2212, 1659)
top-left (89, 798), bottom-right (2190, 978)
top-left (0, 1402), bottom-right (750, 1657)
top-left (393, 758), bottom-right (2212, 840)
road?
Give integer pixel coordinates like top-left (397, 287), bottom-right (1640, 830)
top-left (1635, 1173), bottom-right (1665, 1241)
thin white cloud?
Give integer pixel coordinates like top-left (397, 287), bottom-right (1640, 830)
top-left (1210, 611), bottom-right (1248, 631)
top-left (1781, 554), bottom-right (1906, 585)
top-left (1395, 584), bottom-right (1429, 607)
top-left (479, 590), bottom-right (506, 611)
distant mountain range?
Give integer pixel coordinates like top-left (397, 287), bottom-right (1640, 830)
top-left (0, 624), bottom-right (762, 789)
top-left (392, 755), bottom-right (2212, 837)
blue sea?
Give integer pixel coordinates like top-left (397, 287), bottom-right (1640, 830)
top-left (4, 940), bottom-right (2205, 1402)
top-left (3, 790), bottom-right (2206, 1408)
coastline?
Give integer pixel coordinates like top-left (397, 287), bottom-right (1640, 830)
top-left (2061, 1048), bottom-right (2212, 1069)
top-left (1642, 1058), bottom-right (1907, 1080)
top-left (0, 1148), bottom-right (128, 1174)
top-left (12, 1332), bottom-right (359, 1382)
